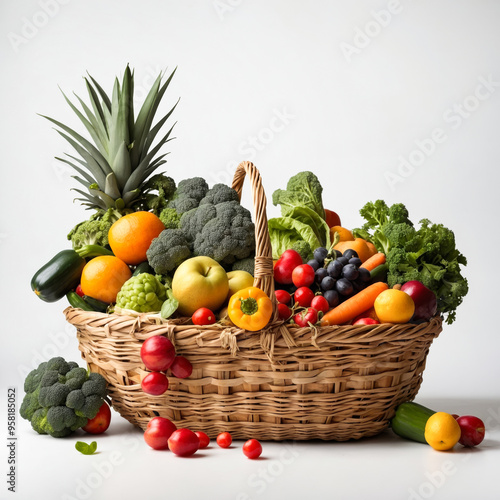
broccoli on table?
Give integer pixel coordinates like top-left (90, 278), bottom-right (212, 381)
top-left (168, 177), bottom-right (209, 214)
top-left (19, 357), bottom-right (107, 438)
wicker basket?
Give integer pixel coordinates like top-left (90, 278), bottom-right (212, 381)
top-left (64, 161), bottom-right (442, 441)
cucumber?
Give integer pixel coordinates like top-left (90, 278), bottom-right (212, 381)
top-left (66, 291), bottom-right (94, 311)
top-left (133, 261), bottom-right (154, 276)
top-left (83, 295), bottom-right (109, 313)
top-left (31, 250), bottom-right (86, 303)
top-left (370, 262), bottom-right (388, 283)
top-left (391, 402), bottom-right (436, 443)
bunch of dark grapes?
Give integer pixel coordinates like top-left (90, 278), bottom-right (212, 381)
top-left (307, 247), bottom-right (371, 307)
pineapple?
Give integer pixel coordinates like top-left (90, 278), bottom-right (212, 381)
top-left (42, 65), bottom-right (178, 212)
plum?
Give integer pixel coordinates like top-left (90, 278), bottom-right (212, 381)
top-left (401, 280), bottom-right (437, 322)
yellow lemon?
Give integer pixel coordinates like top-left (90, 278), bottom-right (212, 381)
top-left (374, 289), bottom-right (415, 323)
top-left (424, 412), bottom-right (462, 451)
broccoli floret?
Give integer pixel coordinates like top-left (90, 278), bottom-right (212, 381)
top-left (199, 183), bottom-right (239, 206)
top-left (190, 201), bottom-right (255, 265)
top-left (140, 174), bottom-right (177, 214)
top-left (232, 257), bottom-right (255, 276)
top-left (168, 177), bottom-right (209, 214)
top-left (291, 240), bottom-right (312, 262)
top-left (19, 357), bottom-right (107, 438)
top-left (147, 229), bottom-right (192, 274)
top-left (159, 207), bottom-right (181, 229)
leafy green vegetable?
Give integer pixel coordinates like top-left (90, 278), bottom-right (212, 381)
top-left (353, 200), bottom-right (468, 324)
top-left (161, 289), bottom-right (179, 319)
top-left (75, 441), bottom-right (97, 455)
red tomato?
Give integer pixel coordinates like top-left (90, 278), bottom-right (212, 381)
top-left (292, 264), bottom-right (315, 288)
top-left (324, 209), bottom-right (341, 228)
top-left (195, 431), bottom-right (211, 449)
top-left (144, 417), bottom-right (177, 450)
top-left (216, 431), bottom-right (232, 448)
top-left (352, 317), bottom-right (380, 326)
top-left (274, 250), bottom-right (303, 284)
top-left (293, 307), bottom-right (318, 327)
top-left (275, 289), bottom-right (291, 305)
top-left (192, 307), bottom-right (216, 326)
top-left (75, 284), bottom-right (84, 297)
top-left (82, 401), bottom-right (111, 434)
top-left (168, 428), bottom-right (200, 457)
top-left (141, 372), bottom-right (169, 395)
top-left (170, 356), bottom-right (193, 379)
top-left (141, 336), bottom-right (176, 372)
top-left (311, 295), bottom-right (329, 314)
top-left (294, 287), bottom-right (315, 308)
top-left (277, 303), bottom-right (292, 320)
top-left (243, 439), bottom-right (262, 459)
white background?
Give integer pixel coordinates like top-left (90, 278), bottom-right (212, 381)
top-left (1, 1), bottom-right (499, 499)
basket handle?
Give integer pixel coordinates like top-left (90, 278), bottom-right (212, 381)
top-left (232, 161), bottom-right (275, 300)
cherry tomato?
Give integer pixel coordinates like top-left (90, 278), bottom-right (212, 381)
top-left (294, 287), bottom-right (315, 308)
top-left (292, 264), bottom-right (315, 288)
top-left (195, 431), bottom-right (211, 449)
top-left (242, 439), bottom-right (262, 459)
top-left (311, 295), bottom-right (329, 314)
top-left (277, 303), bottom-right (292, 320)
top-left (141, 372), bottom-right (169, 395)
top-left (168, 428), bottom-right (200, 457)
top-left (170, 356), bottom-right (193, 379)
top-left (275, 289), bottom-right (291, 305)
top-left (352, 317), bottom-right (380, 326)
top-left (144, 417), bottom-right (177, 450)
top-left (293, 307), bottom-right (318, 327)
top-left (141, 336), bottom-right (176, 372)
top-left (75, 284), bottom-right (84, 297)
top-left (192, 307), bottom-right (216, 326)
top-left (324, 209), bottom-right (341, 228)
top-left (216, 431), bottom-right (232, 448)
top-left (82, 401), bottom-right (111, 434)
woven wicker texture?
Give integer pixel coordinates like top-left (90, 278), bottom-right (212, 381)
top-left (65, 161), bottom-right (442, 441)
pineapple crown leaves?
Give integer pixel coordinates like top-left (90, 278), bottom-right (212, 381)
top-left (41, 65), bottom-right (179, 211)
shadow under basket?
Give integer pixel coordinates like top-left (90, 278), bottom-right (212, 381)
top-left (64, 161), bottom-right (443, 441)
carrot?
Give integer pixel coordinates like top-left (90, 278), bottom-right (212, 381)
top-left (360, 252), bottom-right (386, 272)
top-left (320, 282), bottom-right (389, 326)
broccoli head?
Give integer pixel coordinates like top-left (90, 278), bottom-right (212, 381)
top-left (291, 240), bottom-right (312, 262)
top-left (189, 201), bottom-right (255, 265)
top-left (146, 229), bottom-right (192, 274)
top-left (19, 357), bottom-right (107, 438)
top-left (199, 183), bottom-right (239, 206)
top-left (139, 174), bottom-right (177, 214)
top-left (168, 177), bottom-right (209, 214)
top-left (232, 257), bottom-right (255, 276)
top-left (159, 207), bottom-right (181, 229)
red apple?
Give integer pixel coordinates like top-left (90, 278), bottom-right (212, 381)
top-left (456, 415), bottom-right (486, 447)
top-left (353, 317), bottom-right (380, 326)
top-left (400, 281), bottom-right (437, 322)
top-left (82, 401), bottom-right (111, 434)
top-left (274, 250), bottom-right (303, 284)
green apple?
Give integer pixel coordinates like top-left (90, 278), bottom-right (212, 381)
top-left (172, 256), bottom-right (229, 316)
top-left (226, 270), bottom-right (254, 301)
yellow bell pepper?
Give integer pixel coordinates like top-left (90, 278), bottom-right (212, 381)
top-left (228, 286), bottom-right (273, 331)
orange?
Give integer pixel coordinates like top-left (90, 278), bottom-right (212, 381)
top-left (425, 412), bottom-right (462, 451)
top-left (330, 226), bottom-right (354, 243)
top-left (374, 289), bottom-right (415, 323)
top-left (108, 211), bottom-right (165, 265)
top-left (80, 256), bottom-right (132, 303)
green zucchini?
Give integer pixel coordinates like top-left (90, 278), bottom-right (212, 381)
top-left (370, 262), bottom-right (388, 283)
top-left (31, 250), bottom-right (86, 302)
top-left (132, 261), bottom-right (154, 276)
top-left (83, 295), bottom-right (109, 313)
top-left (391, 402), bottom-right (436, 443)
top-left (66, 291), bottom-right (94, 311)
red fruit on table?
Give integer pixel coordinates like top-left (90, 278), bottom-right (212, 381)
top-left (140, 335), bottom-right (176, 372)
top-left (400, 281), bottom-right (437, 322)
top-left (274, 250), bottom-right (303, 284)
top-left (141, 372), bottom-right (169, 395)
top-left (195, 431), bottom-right (211, 449)
top-left (456, 415), bottom-right (486, 447)
top-left (144, 417), bottom-right (177, 450)
top-left (168, 428), bottom-right (200, 457)
top-left (170, 356), bottom-right (193, 379)
top-left (243, 439), bottom-right (263, 459)
top-left (216, 432), bottom-right (233, 448)
top-left (82, 401), bottom-right (111, 434)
